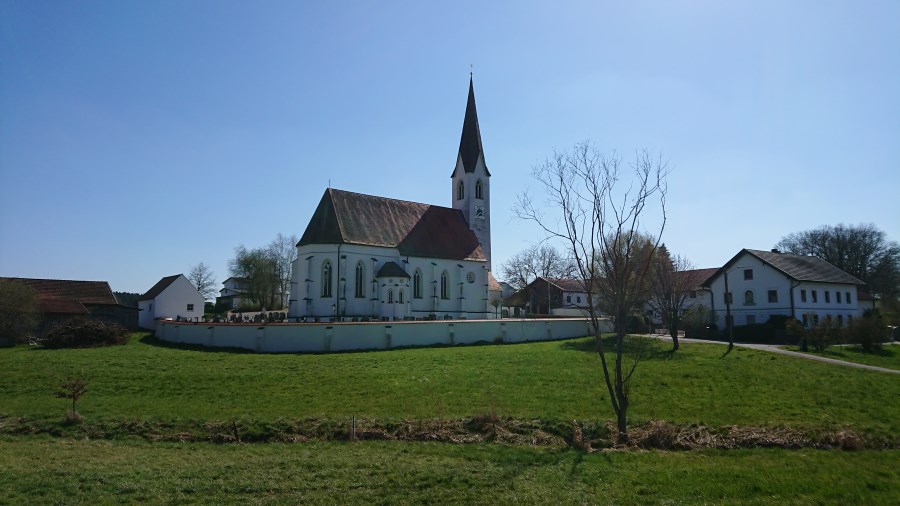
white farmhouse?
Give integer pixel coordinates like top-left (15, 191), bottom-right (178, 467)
top-left (138, 274), bottom-right (205, 329)
top-left (703, 249), bottom-right (865, 329)
top-left (217, 276), bottom-right (249, 310)
top-left (288, 78), bottom-right (496, 321)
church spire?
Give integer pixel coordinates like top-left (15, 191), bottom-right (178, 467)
top-left (455, 76), bottom-right (490, 176)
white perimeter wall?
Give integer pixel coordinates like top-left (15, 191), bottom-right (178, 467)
top-left (156, 318), bottom-right (610, 353)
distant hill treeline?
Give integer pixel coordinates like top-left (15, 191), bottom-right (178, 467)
top-left (114, 292), bottom-right (141, 307)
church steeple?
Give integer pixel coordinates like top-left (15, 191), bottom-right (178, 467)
top-left (454, 76), bottom-right (490, 176)
top-left (451, 76), bottom-right (492, 271)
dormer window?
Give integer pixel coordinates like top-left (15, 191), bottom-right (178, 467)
top-left (475, 179), bottom-right (483, 199)
top-left (457, 180), bottom-right (464, 200)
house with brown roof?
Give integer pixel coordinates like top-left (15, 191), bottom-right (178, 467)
top-left (703, 249), bottom-right (866, 329)
top-left (1, 277), bottom-right (138, 333)
top-left (288, 78), bottom-right (495, 321)
top-left (510, 277), bottom-right (593, 317)
top-left (138, 274), bottom-right (205, 329)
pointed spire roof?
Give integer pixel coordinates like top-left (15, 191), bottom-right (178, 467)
top-left (454, 76), bottom-right (490, 176)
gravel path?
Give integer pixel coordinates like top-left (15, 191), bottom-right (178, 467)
top-left (647, 335), bottom-right (900, 375)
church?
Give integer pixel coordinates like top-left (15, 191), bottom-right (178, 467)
top-left (287, 78), bottom-right (500, 321)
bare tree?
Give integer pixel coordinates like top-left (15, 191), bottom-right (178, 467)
top-left (646, 246), bottom-right (702, 351)
top-left (0, 279), bottom-right (40, 345)
top-left (516, 142), bottom-right (668, 443)
top-left (188, 262), bottom-right (218, 301)
top-left (267, 233), bottom-right (298, 309)
top-left (500, 244), bottom-right (577, 290)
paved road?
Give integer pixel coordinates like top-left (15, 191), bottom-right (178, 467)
top-left (647, 335), bottom-right (900, 375)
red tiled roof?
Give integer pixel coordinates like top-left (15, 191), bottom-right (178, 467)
top-left (140, 274), bottom-right (182, 301)
top-left (678, 268), bottom-right (718, 288)
top-left (544, 277), bottom-right (589, 293)
top-left (298, 189), bottom-right (486, 262)
top-left (487, 271), bottom-right (501, 292)
top-left (1, 277), bottom-right (118, 314)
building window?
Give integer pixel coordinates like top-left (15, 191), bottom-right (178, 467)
top-left (355, 262), bottom-right (365, 298)
top-left (187, 304), bottom-right (194, 311)
top-left (566, 295), bottom-right (571, 303)
top-left (768, 290), bottom-right (778, 303)
top-left (475, 179), bottom-right (483, 199)
top-left (802, 314), bottom-right (809, 326)
top-left (457, 180), bottom-right (464, 200)
top-left (824, 291), bottom-right (831, 303)
top-left (724, 292), bottom-right (733, 304)
top-left (744, 290), bottom-right (755, 306)
top-left (577, 295), bottom-right (581, 303)
top-left (322, 260), bottom-right (333, 297)
top-left (837, 315), bottom-right (844, 327)
top-left (800, 290), bottom-right (807, 303)
top-left (846, 291), bottom-right (851, 304)
top-left (399, 290), bottom-right (404, 304)
top-left (440, 271), bottom-right (449, 299)
top-left (811, 290), bottom-right (817, 303)
top-left (387, 289), bottom-right (394, 304)
top-left (836, 291), bottom-right (842, 304)
top-left (413, 269), bottom-right (422, 299)
top-left (746, 315), bottom-right (756, 325)
top-left (743, 269), bottom-right (753, 280)
top-left (813, 314), bottom-right (819, 326)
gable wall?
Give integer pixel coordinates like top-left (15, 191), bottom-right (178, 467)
top-left (140, 275), bottom-right (205, 329)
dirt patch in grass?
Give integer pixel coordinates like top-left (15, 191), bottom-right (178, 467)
top-left (1, 414), bottom-right (893, 451)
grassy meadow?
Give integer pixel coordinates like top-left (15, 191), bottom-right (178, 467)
top-left (2, 332), bottom-right (899, 503)
top-left (781, 343), bottom-right (900, 370)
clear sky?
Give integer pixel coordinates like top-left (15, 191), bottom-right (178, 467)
top-left (1, 0), bottom-right (898, 294)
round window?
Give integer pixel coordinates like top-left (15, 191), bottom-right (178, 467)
top-left (466, 272), bottom-right (475, 283)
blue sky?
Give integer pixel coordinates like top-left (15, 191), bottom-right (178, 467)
top-left (1, 0), bottom-right (898, 294)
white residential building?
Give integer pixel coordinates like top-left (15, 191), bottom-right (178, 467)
top-left (703, 249), bottom-right (865, 329)
top-left (139, 274), bottom-right (205, 329)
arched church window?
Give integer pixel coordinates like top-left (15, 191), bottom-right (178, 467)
top-left (744, 290), bottom-right (755, 306)
top-left (475, 179), bottom-right (483, 199)
top-left (322, 260), bottom-right (333, 297)
top-left (440, 271), bottom-right (449, 300)
top-left (354, 262), bottom-right (365, 298)
top-left (399, 290), bottom-right (404, 304)
top-left (413, 270), bottom-right (422, 299)
top-left (388, 289), bottom-right (394, 304)
top-left (457, 180), bottom-right (464, 200)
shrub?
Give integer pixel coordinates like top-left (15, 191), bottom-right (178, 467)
top-left (730, 323), bottom-right (774, 344)
top-left (42, 318), bottom-right (127, 348)
top-left (0, 279), bottom-right (40, 345)
top-left (626, 315), bottom-right (650, 334)
top-left (784, 318), bottom-right (805, 347)
top-left (806, 323), bottom-right (838, 352)
top-left (845, 314), bottom-right (887, 352)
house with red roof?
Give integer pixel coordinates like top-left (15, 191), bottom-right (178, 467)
top-left (138, 274), bottom-right (205, 329)
top-left (1, 277), bottom-right (138, 333)
top-left (288, 78), bottom-right (495, 321)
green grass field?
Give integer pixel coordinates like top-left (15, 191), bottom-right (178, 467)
top-left (2, 333), bottom-right (898, 435)
top-left (2, 333), bottom-right (899, 503)
top-left (2, 438), bottom-right (898, 505)
top-left (781, 344), bottom-right (900, 370)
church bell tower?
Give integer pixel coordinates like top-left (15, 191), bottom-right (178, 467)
top-left (451, 76), bottom-right (492, 270)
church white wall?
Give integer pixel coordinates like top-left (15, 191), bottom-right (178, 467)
top-left (289, 244), bottom-right (492, 320)
top-left (156, 317), bottom-right (609, 353)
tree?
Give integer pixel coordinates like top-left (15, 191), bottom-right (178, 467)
top-left (516, 142), bottom-right (668, 443)
top-left (646, 246), bottom-right (702, 351)
top-left (229, 246), bottom-right (279, 310)
top-left (56, 375), bottom-right (88, 422)
top-left (267, 233), bottom-right (298, 309)
top-left (0, 279), bottom-right (40, 345)
top-left (775, 223), bottom-right (900, 300)
top-left (500, 244), bottom-right (577, 290)
top-left (188, 262), bottom-right (218, 301)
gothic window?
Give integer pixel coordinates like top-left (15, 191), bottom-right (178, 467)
top-left (457, 180), bottom-right (464, 200)
top-left (354, 262), bottom-right (365, 298)
top-left (399, 290), bottom-right (404, 304)
top-left (388, 289), bottom-right (394, 304)
top-left (321, 260), bottom-right (332, 297)
top-left (475, 179), bottom-right (483, 199)
top-left (440, 271), bottom-right (449, 299)
top-left (744, 290), bottom-right (755, 306)
top-left (413, 269), bottom-right (423, 298)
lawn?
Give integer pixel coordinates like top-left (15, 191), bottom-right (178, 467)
top-left (780, 344), bottom-right (900, 371)
top-left (1, 333), bottom-right (898, 437)
top-left (1, 438), bottom-right (897, 505)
